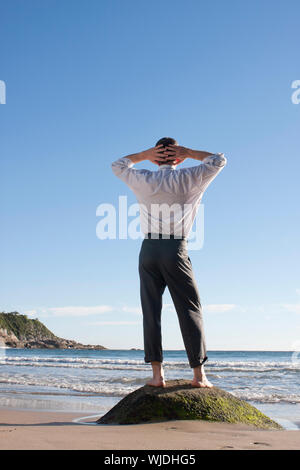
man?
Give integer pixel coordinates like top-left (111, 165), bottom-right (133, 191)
top-left (111, 137), bottom-right (227, 388)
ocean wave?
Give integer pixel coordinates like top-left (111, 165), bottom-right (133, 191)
top-left (1, 357), bottom-right (299, 373)
top-left (1, 373), bottom-right (299, 404)
top-left (0, 360), bottom-right (151, 371)
top-left (0, 356), bottom-right (189, 370)
top-left (233, 390), bottom-right (300, 404)
top-left (0, 375), bottom-right (141, 397)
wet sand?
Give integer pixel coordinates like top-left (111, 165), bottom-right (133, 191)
top-left (0, 407), bottom-right (299, 450)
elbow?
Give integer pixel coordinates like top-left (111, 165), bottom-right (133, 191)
top-left (111, 162), bottom-right (120, 177)
top-left (214, 153), bottom-right (227, 168)
top-left (111, 159), bottom-right (121, 169)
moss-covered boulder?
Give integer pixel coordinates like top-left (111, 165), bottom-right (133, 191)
top-left (97, 380), bottom-right (282, 429)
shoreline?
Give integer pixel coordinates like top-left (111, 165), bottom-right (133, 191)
top-left (0, 402), bottom-right (298, 431)
top-left (0, 393), bottom-right (298, 431)
top-left (2, 348), bottom-right (299, 445)
top-left (0, 407), bottom-right (299, 450)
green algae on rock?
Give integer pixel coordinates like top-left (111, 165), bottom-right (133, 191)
top-left (97, 379), bottom-right (282, 429)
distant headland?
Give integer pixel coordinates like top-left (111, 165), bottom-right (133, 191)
top-left (0, 311), bottom-right (107, 350)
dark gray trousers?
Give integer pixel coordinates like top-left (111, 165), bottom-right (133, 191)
top-left (138, 234), bottom-right (208, 369)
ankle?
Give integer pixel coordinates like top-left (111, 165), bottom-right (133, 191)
top-left (151, 362), bottom-right (164, 378)
top-left (153, 372), bottom-right (164, 380)
top-left (193, 365), bottom-right (204, 379)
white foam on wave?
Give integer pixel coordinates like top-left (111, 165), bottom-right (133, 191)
top-left (1, 354), bottom-right (299, 405)
top-left (1, 357), bottom-right (299, 373)
top-left (0, 374), bottom-right (149, 397)
top-left (1, 371), bottom-right (299, 404)
top-left (233, 390), bottom-right (300, 404)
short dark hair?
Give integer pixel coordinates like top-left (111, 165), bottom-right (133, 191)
top-left (155, 137), bottom-right (178, 147)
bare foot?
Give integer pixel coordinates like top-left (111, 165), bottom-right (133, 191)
top-left (191, 365), bottom-right (213, 388)
top-left (191, 376), bottom-right (213, 388)
top-left (146, 377), bottom-right (166, 387)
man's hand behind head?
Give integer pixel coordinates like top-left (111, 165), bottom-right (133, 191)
top-left (142, 144), bottom-right (173, 165)
top-left (163, 144), bottom-right (190, 165)
top-left (144, 142), bottom-right (190, 167)
top-left (155, 145), bottom-right (181, 166)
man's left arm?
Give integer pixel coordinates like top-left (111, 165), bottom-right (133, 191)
top-left (111, 156), bottom-right (149, 191)
top-left (111, 145), bottom-right (171, 188)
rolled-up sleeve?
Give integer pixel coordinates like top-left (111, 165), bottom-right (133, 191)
top-left (187, 153), bottom-right (227, 192)
top-left (202, 153), bottom-right (227, 169)
top-left (111, 157), bottom-right (136, 187)
top-left (111, 156), bottom-right (149, 190)
top-left (111, 157), bottom-right (134, 177)
top-left (200, 153), bottom-right (227, 189)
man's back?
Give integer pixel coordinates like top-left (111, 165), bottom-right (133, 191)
top-left (111, 153), bottom-right (227, 236)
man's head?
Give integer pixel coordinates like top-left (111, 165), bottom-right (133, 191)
top-left (155, 137), bottom-right (179, 166)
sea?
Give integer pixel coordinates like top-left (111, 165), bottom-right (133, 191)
top-left (0, 348), bottom-right (299, 429)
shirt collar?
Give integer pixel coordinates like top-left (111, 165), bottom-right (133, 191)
top-left (157, 164), bottom-right (176, 170)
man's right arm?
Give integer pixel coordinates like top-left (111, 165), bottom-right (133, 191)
top-left (164, 144), bottom-right (227, 190)
top-left (187, 150), bottom-right (227, 191)
top-left (186, 149), bottom-right (215, 161)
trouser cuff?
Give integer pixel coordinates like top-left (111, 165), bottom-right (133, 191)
top-left (190, 356), bottom-right (208, 368)
top-left (145, 357), bottom-right (163, 363)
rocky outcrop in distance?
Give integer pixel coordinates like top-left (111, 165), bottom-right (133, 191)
top-left (0, 311), bottom-right (106, 350)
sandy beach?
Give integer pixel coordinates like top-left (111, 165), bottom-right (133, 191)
top-left (0, 407), bottom-right (299, 450)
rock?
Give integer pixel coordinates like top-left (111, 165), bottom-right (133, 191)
top-left (97, 379), bottom-right (282, 429)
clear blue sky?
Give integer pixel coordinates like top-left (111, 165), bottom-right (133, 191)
top-left (1, 0), bottom-right (299, 350)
